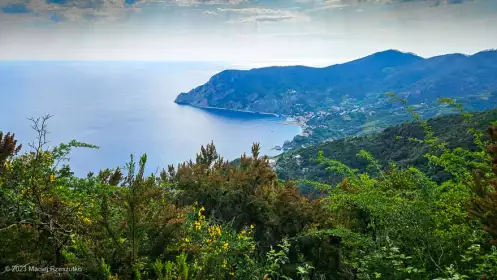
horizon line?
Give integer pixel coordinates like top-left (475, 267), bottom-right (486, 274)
top-left (1, 49), bottom-right (495, 68)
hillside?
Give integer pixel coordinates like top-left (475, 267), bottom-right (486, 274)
top-left (175, 50), bottom-right (423, 115)
top-left (276, 108), bottom-right (497, 185)
top-left (176, 50), bottom-right (497, 148)
top-left (176, 50), bottom-right (497, 115)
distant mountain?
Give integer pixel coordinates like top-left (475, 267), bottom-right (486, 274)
top-left (176, 49), bottom-right (497, 148)
top-left (175, 50), bottom-right (424, 115)
top-left (176, 50), bottom-right (497, 114)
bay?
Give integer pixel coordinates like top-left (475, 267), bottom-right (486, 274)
top-left (0, 61), bottom-right (300, 176)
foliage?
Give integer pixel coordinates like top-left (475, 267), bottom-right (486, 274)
top-left (0, 131), bottom-right (22, 173)
top-left (277, 108), bottom-right (497, 187)
top-left (2, 98), bottom-right (497, 279)
top-left (0, 117), bottom-right (326, 279)
top-left (167, 142), bottom-right (328, 248)
top-left (470, 125), bottom-right (497, 245)
top-left (173, 205), bottom-right (260, 279)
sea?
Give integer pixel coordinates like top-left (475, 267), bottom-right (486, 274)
top-left (0, 61), bottom-right (300, 176)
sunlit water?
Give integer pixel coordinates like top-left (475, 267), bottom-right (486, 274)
top-left (0, 61), bottom-right (300, 176)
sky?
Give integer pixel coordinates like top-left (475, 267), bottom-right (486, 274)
top-left (0, 0), bottom-right (496, 66)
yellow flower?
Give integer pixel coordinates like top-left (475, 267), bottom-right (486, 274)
top-left (82, 217), bottom-right (92, 225)
top-left (209, 225), bottom-right (222, 239)
top-left (194, 220), bottom-right (202, 230)
top-left (198, 206), bottom-right (206, 218)
top-left (5, 160), bottom-right (12, 171)
top-left (250, 224), bottom-right (254, 229)
top-left (49, 174), bottom-right (55, 183)
top-left (223, 242), bottom-right (229, 250)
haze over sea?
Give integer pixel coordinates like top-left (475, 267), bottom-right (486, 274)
top-left (0, 61), bottom-right (300, 176)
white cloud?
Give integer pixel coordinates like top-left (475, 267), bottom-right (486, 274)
top-left (1, 0), bottom-right (250, 22)
top-left (0, 0), bottom-right (141, 22)
top-left (217, 7), bottom-right (310, 23)
top-left (162, 0), bottom-right (249, 6)
top-left (202, 10), bottom-right (218, 15)
top-left (296, 0), bottom-right (474, 7)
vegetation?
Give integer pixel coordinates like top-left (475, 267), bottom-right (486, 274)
top-left (277, 108), bottom-right (497, 187)
top-left (2, 98), bottom-right (497, 279)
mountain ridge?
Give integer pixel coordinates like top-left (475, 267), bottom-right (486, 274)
top-left (175, 49), bottom-right (497, 114)
top-left (175, 49), bottom-right (497, 149)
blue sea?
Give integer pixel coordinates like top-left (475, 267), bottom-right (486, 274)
top-left (0, 61), bottom-right (300, 176)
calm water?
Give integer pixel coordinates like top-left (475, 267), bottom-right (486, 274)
top-left (0, 61), bottom-right (300, 176)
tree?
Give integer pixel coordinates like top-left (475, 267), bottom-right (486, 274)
top-left (471, 125), bottom-right (497, 245)
top-left (0, 132), bottom-right (22, 173)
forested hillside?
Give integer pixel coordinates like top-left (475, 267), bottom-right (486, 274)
top-left (1, 102), bottom-right (497, 279)
top-left (277, 108), bottom-right (497, 185)
top-left (176, 50), bottom-right (497, 116)
top-left (175, 50), bottom-right (423, 115)
top-left (176, 50), bottom-right (497, 148)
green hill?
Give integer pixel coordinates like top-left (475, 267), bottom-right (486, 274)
top-left (276, 108), bottom-right (497, 185)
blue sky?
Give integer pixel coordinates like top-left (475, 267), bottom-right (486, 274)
top-left (0, 0), bottom-right (496, 65)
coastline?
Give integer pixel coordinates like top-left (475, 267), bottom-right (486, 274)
top-left (175, 102), bottom-right (307, 129)
top-left (174, 102), bottom-right (281, 117)
top-left (175, 101), bottom-right (308, 156)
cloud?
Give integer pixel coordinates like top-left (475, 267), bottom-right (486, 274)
top-left (444, 0), bottom-right (466, 3)
top-left (1, 3), bottom-right (31, 14)
top-left (202, 10), bottom-right (218, 15)
top-left (0, 0), bottom-right (474, 25)
top-left (162, 0), bottom-right (249, 6)
top-left (217, 7), bottom-right (310, 23)
top-left (0, 0), bottom-right (137, 22)
top-left (0, 0), bottom-right (250, 22)
top-left (229, 15), bottom-right (296, 23)
top-left (336, 0), bottom-right (473, 4)
top-left (294, 0), bottom-right (476, 14)
top-left (298, 0), bottom-right (474, 7)
top-left (306, 4), bottom-right (348, 12)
